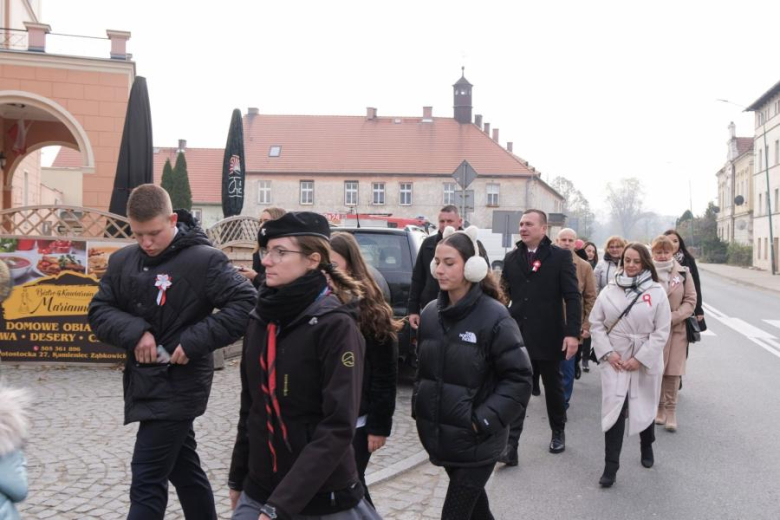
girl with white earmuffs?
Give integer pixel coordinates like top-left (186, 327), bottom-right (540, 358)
top-left (413, 226), bottom-right (533, 520)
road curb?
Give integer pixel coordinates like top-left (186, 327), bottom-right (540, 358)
top-left (698, 265), bottom-right (780, 295)
top-left (366, 450), bottom-right (429, 487)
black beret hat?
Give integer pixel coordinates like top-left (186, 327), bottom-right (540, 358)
top-left (258, 211), bottom-right (331, 248)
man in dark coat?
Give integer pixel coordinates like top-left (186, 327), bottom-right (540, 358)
top-left (500, 209), bottom-right (581, 465)
top-left (89, 184), bottom-right (256, 520)
top-left (408, 205), bottom-right (488, 329)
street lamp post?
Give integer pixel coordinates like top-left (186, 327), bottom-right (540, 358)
top-left (717, 99), bottom-right (776, 275)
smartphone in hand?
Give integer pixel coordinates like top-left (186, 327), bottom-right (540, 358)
top-left (156, 345), bottom-right (171, 364)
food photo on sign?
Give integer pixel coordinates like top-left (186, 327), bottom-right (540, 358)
top-left (86, 243), bottom-right (126, 279)
top-left (0, 239), bottom-right (87, 284)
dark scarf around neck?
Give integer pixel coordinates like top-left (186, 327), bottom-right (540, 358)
top-left (256, 270), bottom-right (329, 327)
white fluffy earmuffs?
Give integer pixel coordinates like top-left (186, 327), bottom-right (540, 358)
top-left (430, 225), bottom-right (489, 283)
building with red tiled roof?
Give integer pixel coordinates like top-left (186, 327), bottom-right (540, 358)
top-left (716, 122), bottom-right (754, 245)
top-left (241, 72), bottom-right (564, 230)
top-left (51, 71), bottom-right (565, 232)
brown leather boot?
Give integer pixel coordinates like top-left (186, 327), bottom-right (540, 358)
top-left (664, 376), bottom-right (680, 432)
top-left (655, 404), bottom-right (666, 426)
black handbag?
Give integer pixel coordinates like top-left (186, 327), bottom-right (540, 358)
top-left (685, 316), bottom-right (701, 343)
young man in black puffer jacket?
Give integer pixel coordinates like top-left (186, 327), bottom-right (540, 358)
top-left (89, 184), bottom-right (256, 520)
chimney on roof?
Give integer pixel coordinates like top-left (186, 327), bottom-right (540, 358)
top-left (178, 139), bottom-right (187, 153)
top-left (366, 107), bottom-right (377, 120)
top-left (248, 107), bottom-right (259, 116)
top-left (475, 114), bottom-right (483, 129)
top-left (507, 142), bottom-right (513, 153)
top-left (484, 122), bottom-right (490, 135)
top-left (422, 106), bottom-right (433, 122)
top-left (492, 128), bottom-right (499, 143)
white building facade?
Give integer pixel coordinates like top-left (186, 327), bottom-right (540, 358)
top-left (747, 80), bottom-right (780, 272)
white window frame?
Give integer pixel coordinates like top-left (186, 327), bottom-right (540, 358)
top-left (487, 183), bottom-right (500, 207)
top-left (443, 182), bottom-right (456, 205)
top-left (399, 182), bottom-right (413, 206)
top-left (372, 182), bottom-right (385, 205)
top-left (257, 180), bottom-right (271, 205)
top-left (300, 180), bottom-right (314, 205)
top-left (344, 181), bottom-right (358, 206)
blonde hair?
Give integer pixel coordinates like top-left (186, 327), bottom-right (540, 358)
top-left (254, 207), bottom-right (287, 253)
top-left (651, 235), bottom-right (675, 253)
top-left (604, 235), bottom-right (627, 251)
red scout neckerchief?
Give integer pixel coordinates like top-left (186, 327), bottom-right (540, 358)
top-left (155, 274), bottom-right (172, 306)
top-left (532, 260), bottom-right (541, 273)
top-left (260, 286), bottom-right (331, 472)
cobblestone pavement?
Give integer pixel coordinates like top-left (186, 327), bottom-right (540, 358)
top-left (3, 360), bottom-right (421, 520)
top-left (371, 463), bottom-right (450, 520)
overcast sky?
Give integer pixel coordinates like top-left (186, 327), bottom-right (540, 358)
top-left (42, 0), bottom-right (779, 218)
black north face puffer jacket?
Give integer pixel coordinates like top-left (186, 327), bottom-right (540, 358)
top-left (88, 211), bottom-right (257, 424)
top-left (413, 285), bottom-right (532, 467)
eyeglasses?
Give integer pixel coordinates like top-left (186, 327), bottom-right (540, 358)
top-left (261, 248), bottom-right (307, 263)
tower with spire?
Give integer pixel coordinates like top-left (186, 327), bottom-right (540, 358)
top-left (453, 67), bottom-right (473, 124)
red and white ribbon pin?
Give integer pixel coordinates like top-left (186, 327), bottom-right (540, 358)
top-left (642, 294), bottom-right (652, 307)
top-left (532, 260), bottom-right (541, 273)
top-left (155, 274), bottom-right (172, 306)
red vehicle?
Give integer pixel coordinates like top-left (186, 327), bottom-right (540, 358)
top-left (342, 213), bottom-right (430, 230)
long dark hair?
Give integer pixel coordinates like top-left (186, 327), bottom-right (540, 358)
top-left (331, 233), bottom-right (402, 343)
top-left (294, 236), bottom-right (363, 302)
top-left (621, 242), bottom-right (659, 282)
top-left (439, 232), bottom-right (507, 304)
top-left (663, 229), bottom-right (694, 264)
top-left (583, 241), bottom-right (598, 267)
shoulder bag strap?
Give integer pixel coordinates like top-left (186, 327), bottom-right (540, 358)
top-left (606, 290), bottom-right (644, 335)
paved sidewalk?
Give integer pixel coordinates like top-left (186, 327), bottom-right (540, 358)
top-left (3, 360), bottom-right (422, 519)
top-left (698, 262), bottom-right (780, 294)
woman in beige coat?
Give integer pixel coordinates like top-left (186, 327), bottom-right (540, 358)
top-left (651, 235), bottom-right (697, 432)
top-left (590, 243), bottom-right (671, 488)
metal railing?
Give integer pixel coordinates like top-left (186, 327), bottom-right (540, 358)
top-left (0, 28), bottom-right (28, 51)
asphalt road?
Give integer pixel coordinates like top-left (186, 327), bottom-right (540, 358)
top-left (488, 271), bottom-right (780, 520)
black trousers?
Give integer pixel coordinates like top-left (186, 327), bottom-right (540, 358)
top-left (509, 359), bottom-right (566, 446)
top-left (128, 419), bottom-right (216, 520)
top-left (442, 464), bottom-right (495, 520)
top-left (579, 337), bottom-right (592, 366)
top-left (604, 398), bottom-right (655, 470)
top-left (352, 426), bottom-right (374, 506)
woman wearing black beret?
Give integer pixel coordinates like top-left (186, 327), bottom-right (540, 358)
top-left (228, 212), bottom-right (381, 520)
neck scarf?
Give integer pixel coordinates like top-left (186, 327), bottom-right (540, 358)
top-left (615, 269), bottom-right (654, 296)
top-left (653, 260), bottom-right (674, 290)
top-left (255, 269), bottom-right (329, 472)
top-left (256, 270), bottom-right (329, 327)
top-left (603, 252), bottom-right (620, 265)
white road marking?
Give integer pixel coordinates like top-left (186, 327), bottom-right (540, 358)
top-left (702, 303), bottom-right (780, 360)
top-left (702, 302), bottom-right (727, 319)
top-left (701, 329), bottom-right (716, 337)
top-left (763, 320), bottom-right (780, 331)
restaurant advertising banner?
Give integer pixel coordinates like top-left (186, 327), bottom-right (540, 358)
top-left (0, 238), bottom-right (128, 363)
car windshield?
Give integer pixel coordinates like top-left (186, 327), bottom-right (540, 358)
top-left (352, 233), bottom-right (412, 272)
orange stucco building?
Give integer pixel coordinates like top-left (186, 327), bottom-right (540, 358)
top-left (1, 1), bottom-right (133, 211)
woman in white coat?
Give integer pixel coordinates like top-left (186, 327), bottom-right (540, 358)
top-left (590, 243), bottom-right (672, 488)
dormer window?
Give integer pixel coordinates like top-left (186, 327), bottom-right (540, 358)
top-left (269, 146), bottom-right (282, 157)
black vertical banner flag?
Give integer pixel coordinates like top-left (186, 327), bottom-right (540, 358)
top-left (221, 108), bottom-right (246, 217)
